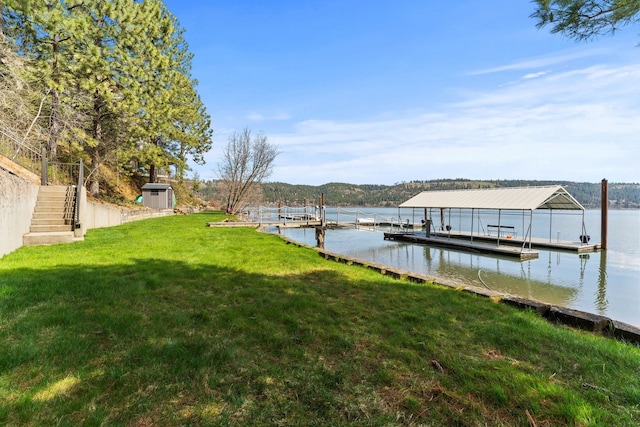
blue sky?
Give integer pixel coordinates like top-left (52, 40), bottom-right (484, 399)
top-left (163, 0), bottom-right (640, 185)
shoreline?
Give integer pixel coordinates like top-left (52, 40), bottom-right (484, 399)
top-left (274, 233), bottom-right (640, 345)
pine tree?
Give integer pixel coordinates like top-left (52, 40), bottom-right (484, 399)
top-left (2, 1), bottom-right (88, 159)
top-left (1, 0), bottom-right (213, 197)
top-left (532, 0), bottom-right (640, 40)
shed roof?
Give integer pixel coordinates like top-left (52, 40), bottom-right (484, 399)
top-left (399, 185), bottom-right (584, 211)
top-left (142, 183), bottom-right (172, 191)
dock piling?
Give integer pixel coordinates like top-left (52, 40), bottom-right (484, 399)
top-left (601, 179), bottom-right (608, 250)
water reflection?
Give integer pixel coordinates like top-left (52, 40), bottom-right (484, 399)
top-left (596, 251), bottom-right (608, 314)
top-left (272, 210), bottom-right (640, 327)
top-left (333, 237), bottom-right (582, 307)
top-left (419, 246), bottom-right (579, 306)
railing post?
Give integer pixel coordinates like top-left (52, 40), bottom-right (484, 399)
top-left (41, 147), bottom-right (48, 185)
top-left (74, 159), bottom-right (83, 230)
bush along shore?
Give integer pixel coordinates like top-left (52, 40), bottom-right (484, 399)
top-left (1, 212), bottom-right (639, 426)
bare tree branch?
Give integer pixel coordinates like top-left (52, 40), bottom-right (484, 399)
top-left (218, 128), bottom-right (279, 214)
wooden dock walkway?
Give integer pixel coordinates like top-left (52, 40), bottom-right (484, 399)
top-left (206, 220), bottom-right (418, 230)
top-left (207, 220), bottom-right (322, 228)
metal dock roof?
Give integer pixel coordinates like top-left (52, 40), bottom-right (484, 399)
top-left (399, 185), bottom-right (585, 211)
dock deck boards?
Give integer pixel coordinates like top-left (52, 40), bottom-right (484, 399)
top-left (384, 232), bottom-right (540, 260)
top-left (207, 220), bottom-right (322, 228)
top-left (430, 230), bottom-right (601, 253)
top-left (383, 228), bottom-right (601, 260)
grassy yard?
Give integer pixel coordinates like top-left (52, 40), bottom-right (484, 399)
top-left (1, 212), bottom-right (639, 426)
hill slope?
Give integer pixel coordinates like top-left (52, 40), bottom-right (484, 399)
top-left (254, 179), bottom-right (639, 208)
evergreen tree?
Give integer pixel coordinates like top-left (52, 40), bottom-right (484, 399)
top-left (1, 0), bottom-right (213, 198)
top-left (2, 1), bottom-right (88, 159)
top-left (532, 0), bottom-right (640, 40)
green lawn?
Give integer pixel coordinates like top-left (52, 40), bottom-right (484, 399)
top-left (1, 212), bottom-right (639, 426)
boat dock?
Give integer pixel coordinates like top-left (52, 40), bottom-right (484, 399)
top-left (384, 232), bottom-right (540, 260)
top-left (207, 220), bottom-right (321, 228)
top-left (384, 229), bottom-right (601, 260)
top-left (389, 185), bottom-right (604, 260)
top-left (430, 230), bottom-right (601, 253)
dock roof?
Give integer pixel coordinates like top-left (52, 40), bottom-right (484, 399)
top-left (141, 183), bottom-right (172, 190)
top-left (399, 185), bottom-right (585, 211)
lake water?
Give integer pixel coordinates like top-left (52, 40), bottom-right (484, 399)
top-left (269, 208), bottom-right (640, 327)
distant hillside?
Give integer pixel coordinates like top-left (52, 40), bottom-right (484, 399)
top-left (197, 179), bottom-right (640, 209)
top-left (259, 180), bottom-right (640, 209)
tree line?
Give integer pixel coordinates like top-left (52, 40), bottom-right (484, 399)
top-left (197, 179), bottom-right (640, 209)
top-left (0, 0), bottom-right (212, 197)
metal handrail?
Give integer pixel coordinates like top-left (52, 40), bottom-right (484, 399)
top-left (74, 159), bottom-right (84, 230)
top-left (64, 186), bottom-right (75, 226)
top-left (0, 124), bottom-right (43, 177)
top-left (0, 127), bottom-right (85, 230)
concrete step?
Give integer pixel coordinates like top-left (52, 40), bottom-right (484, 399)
top-left (39, 185), bottom-right (70, 193)
top-left (30, 224), bottom-right (72, 233)
top-left (33, 208), bottom-right (67, 216)
top-left (31, 218), bottom-right (67, 226)
top-left (32, 211), bottom-right (69, 220)
top-left (23, 231), bottom-right (80, 246)
top-left (37, 194), bottom-right (68, 202)
top-left (36, 203), bottom-right (68, 210)
top-left (34, 200), bottom-right (67, 208)
top-left (22, 185), bottom-right (81, 247)
top-left (38, 186), bottom-right (69, 193)
top-left (37, 186), bottom-right (72, 201)
top-left (36, 193), bottom-right (72, 202)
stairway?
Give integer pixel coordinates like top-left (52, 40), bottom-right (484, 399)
top-left (23, 185), bottom-right (81, 246)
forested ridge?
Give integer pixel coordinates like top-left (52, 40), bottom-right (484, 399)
top-left (243, 179), bottom-right (639, 209)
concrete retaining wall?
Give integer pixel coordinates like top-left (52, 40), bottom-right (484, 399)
top-left (1, 168), bottom-right (174, 257)
top-left (83, 199), bottom-right (127, 230)
top-left (82, 196), bottom-right (173, 233)
top-left (0, 171), bottom-right (38, 258)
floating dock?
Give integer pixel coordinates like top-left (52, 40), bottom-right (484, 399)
top-left (384, 229), bottom-right (601, 260)
top-left (384, 232), bottom-right (540, 260)
top-left (430, 230), bottom-right (601, 253)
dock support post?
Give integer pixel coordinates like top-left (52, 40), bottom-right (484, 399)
top-left (470, 208), bottom-right (474, 243)
top-left (601, 179), bottom-right (608, 250)
top-left (320, 193), bottom-right (325, 228)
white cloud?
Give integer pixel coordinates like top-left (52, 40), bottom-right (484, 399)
top-left (469, 48), bottom-right (607, 76)
top-left (264, 62), bottom-right (640, 185)
top-left (246, 111), bottom-right (292, 121)
top-left (189, 58), bottom-right (640, 185)
top-left (522, 71), bottom-right (548, 79)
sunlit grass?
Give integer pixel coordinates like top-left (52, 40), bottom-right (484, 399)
top-left (0, 212), bottom-right (639, 426)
